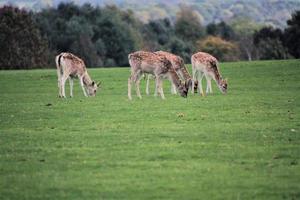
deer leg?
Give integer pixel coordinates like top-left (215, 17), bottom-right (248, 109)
top-left (69, 77), bottom-right (74, 97)
top-left (192, 69), bottom-right (197, 94)
top-left (146, 74), bottom-right (150, 95)
top-left (57, 70), bottom-right (62, 97)
top-left (198, 72), bottom-right (205, 96)
top-left (160, 79), bottom-right (165, 99)
top-left (205, 75), bottom-right (209, 94)
top-left (60, 74), bottom-right (69, 98)
top-left (80, 76), bottom-right (88, 97)
top-left (206, 76), bottom-right (213, 94)
top-left (128, 75), bottom-right (133, 100)
top-left (154, 76), bottom-right (158, 97)
top-left (135, 73), bottom-right (142, 99)
top-left (206, 77), bottom-right (212, 94)
top-left (155, 77), bottom-right (159, 98)
top-left (156, 77), bottom-right (165, 99)
top-left (130, 71), bottom-right (142, 99)
top-left (171, 82), bottom-right (177, 95)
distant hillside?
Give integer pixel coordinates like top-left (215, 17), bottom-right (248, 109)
top-left (1, 0), bottom-right (300, 28)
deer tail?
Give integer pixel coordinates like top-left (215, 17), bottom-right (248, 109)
top-left (55, 54), bottom-right (63, 68)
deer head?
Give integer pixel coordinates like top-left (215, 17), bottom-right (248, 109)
top-left (177, 80), bottom-right (189, 98)
top-left (218, 79), bottom-right (228, 94)
top-left (86, 81), bottom-right (100, 96)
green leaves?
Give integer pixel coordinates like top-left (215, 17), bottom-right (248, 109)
top-left (0, 6), bottom-right (48, 69)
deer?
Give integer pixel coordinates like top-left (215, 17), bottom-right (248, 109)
top-left (191, 52), bottom-right (227, 96)
top-left (128, 51), bottom-right (189, 100)
top-left (55, 52), bottom-right (100, 98)
top-left (145, 51), bottom-right (195, 96)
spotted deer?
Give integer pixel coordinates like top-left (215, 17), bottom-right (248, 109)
top-left (55, 52), bottom-right (100, 98)
top-left (128, 51), bottom-right (188, 100)
top-left (191, 52), bottom-right (227, 95)
top-left (145, 51), bottom-right (194, 96)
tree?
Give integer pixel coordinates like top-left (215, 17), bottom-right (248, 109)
top-left (196, 36), bottom-right (239, 61)
top-left (166, 36), bottom-right (193, 63)
top-left (230, 17), bottom-right (261, 61)
top-left (206, 21), bottom-right (236, 41)
top-left (284, 10), bottom-right (300, 58)
top-left (94, 6), bottom-right (142, 66)
top-left (175, 5), bottom-right (205, 42)
top-left (141, 18), bottom-right (174, 51)
top-left (35, 3), bottom-right (142, 67)
top-left (0, 6), bottom-right (48, 69)
top-left (254, 27), bottom-right (289, 60)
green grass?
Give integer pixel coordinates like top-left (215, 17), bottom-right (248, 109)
top-left (0, 60), bottom-right (300, 199)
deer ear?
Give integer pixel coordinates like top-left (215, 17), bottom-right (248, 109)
top-left (97, 81), bottom-right (101, 87)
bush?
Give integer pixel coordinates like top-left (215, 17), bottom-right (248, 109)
top-left (196, 36), bottom-right (239, 61)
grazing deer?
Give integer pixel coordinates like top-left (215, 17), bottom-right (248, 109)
top-left (191, 52), bottom-right (227, 95)
top-left (128, 51), bottom-right (188, 100)
top-left (145, 51), bottom-right (194, 96)
top-left (55, 52), bottom-right (100, 98)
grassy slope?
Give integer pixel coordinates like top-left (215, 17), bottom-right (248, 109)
top-left (0, 60), bottom-right (299, 199)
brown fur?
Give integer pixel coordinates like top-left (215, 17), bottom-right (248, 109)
top-left (142, 51), bottom-right (193, 95)
top-left (191, 52), bottom-right (227, 95)
top-left (128, 51), bottom-right (187, 100)
top-left (56, 52), bottom-right (99, 97)
top-left (192, 52), bottom-right (221, 82)
top-left (155, 51), bottom-right (192, 82)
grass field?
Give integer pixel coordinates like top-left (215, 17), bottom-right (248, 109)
top-left (0, 60), bottom-right (300, 199)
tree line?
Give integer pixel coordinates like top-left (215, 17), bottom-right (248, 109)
top-left (0, 3), bottom-right (299, 69)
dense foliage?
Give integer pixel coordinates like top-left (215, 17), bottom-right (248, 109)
top-left (0, 6), bottom-right (48, 69)
top-left (197, 36), bottom-right (239, 61)
top-left (253, 27), bottom-right (289, 60)
top-left (284, 11), bottom-right (300, 58)
top-left (34, 3), bottom-right (142, 67)
top-left (0, 3), bottom-right (299, 69)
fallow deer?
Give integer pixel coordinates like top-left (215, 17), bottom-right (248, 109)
top-left (145, 51), bottom-right (193, 96)
top-left (128, 51), bottom-right (188, 100)
top-left (55, 52), bottom-right (100, 98)
top-left (191, 52), bottom-right (227, 95)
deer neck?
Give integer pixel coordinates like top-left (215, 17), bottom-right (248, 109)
top-left (168, 68), bottom-right (182, 88)
top-left (83, 72), bottom-right (92, 86)
top-left (181, 65), bottom-right (192, 80)
top-left (212, 67), bottom-right (222, 86)
top-left (216, 75), bottom-right (223, 86)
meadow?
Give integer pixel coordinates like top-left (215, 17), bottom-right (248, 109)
top-left (0, 60), bottom-right (299, 199)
